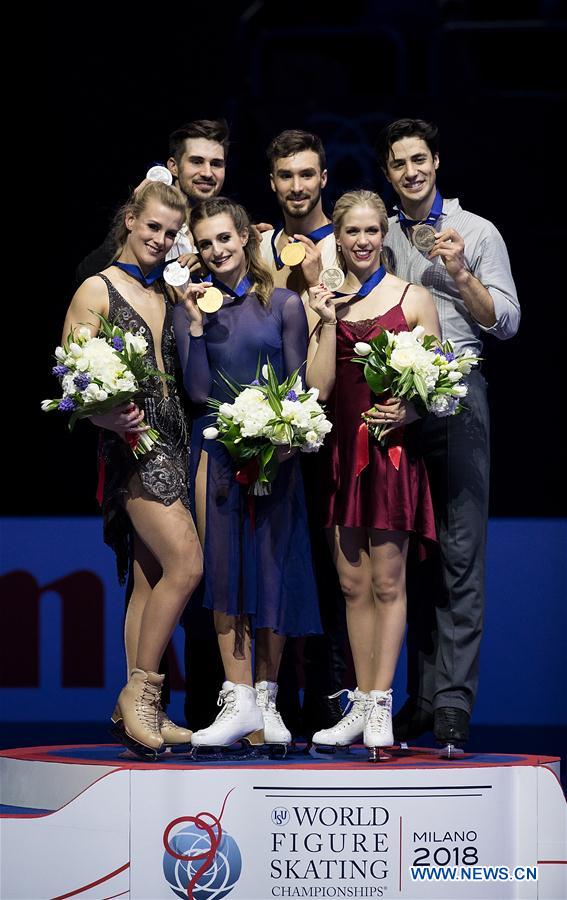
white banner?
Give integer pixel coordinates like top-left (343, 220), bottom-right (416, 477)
top-left (130, 765), bottom-right (542, 899)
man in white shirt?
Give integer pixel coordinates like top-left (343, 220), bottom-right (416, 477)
top-left (260, 129), bottom-right (339, 329)
top-left (75, 119), bottom-right (229, 283)
top-left (261, 129), bottom-right (347, 740)
top-left (376, 117), bottom-right (520, 751)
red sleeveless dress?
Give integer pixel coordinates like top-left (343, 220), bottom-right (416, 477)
top-left (320, 295), bottom-right (437, 547)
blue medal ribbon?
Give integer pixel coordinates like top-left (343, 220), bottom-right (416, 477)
top-left (271, 222), bottom-right (334, 270)
top-left (111, 261), bottom-right (165, 286)
top-left (204, 273), bottom-right (253, 299)
top-left (335, 264), bottom-right (387, 298)
top-left (397, 190), bottom-right (444, 229)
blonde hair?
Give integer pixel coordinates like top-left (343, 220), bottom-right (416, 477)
top-left (332, 190), bottom-right (390, 273)
top-left (111, 181), bottom-right (188, 260)
top-left (189, 197), bottom-right (274, 306)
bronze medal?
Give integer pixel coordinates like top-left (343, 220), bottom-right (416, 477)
top-left (413, 224), bottom-right (436, 252)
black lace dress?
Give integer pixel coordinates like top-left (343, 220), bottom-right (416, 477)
top-left (97, 274), bottom-right (190, 581)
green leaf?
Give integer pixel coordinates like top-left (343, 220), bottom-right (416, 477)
top-left (214, 369), bottom-right (244, 398)
top-left (264, 451), bottom-right (280, 483)
top-left (413, 372), bottom-right (428, 404)
top-left (364, 362), bottom-right (390, 394)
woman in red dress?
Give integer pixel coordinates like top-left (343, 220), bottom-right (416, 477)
top-left (307, 190), bottom-right (440, 758)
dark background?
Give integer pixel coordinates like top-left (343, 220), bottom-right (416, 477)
top-left (23, 1), bottom-right (566, 518)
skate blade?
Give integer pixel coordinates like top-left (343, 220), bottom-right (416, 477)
top-left (309, 743), bottom-right (356, 758)
top-left (309, 743), bottom-right (338, 757)
top-left (190, 742), bottom-right (265, 762)
top-left (162, 741), bottom-right (192, 754)
top-left (437, 742), bottom-right (465, 759)
top-left (367, 747), bottom-right (392, 762)
top-left (109, 720), bottom-right (164, 761)
top-left (265, 742), bottom-right (289, 759)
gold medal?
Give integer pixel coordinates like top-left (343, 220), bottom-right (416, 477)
top-left (280, 242), bottom-right (306, 267)
top-left (197, 286), bottom-right (224, 313)
top-left (320, 266), bottom-right (345, 291)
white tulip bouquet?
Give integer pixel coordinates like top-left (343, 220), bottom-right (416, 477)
top-left (352, 326), bottom-right (480, 443)
top-left (42, 314), bottom-right (170, 457)
top-left (203, 360), bottom-right (332, 495)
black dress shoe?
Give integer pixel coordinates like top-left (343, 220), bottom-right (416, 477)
top-left (433, 707), bottom-right (470, 746)
top-left (393, 700), bottom-right (434, 742)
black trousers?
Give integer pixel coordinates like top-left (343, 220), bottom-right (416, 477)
top-left (406, 370), bottom-right (490, 715)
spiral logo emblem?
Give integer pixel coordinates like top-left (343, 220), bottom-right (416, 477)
top-left (163, 790), bottom-right (241, 900)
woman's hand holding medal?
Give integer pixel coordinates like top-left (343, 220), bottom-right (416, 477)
top-left (182, 282), bottom-right (213, 335)
top-left (308, 284), bottom-right (337, 325)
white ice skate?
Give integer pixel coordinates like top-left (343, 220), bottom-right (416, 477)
top-left (311, 689), bottom-right (368, 751)
top-left (191, 681), bottom-right (264, 751)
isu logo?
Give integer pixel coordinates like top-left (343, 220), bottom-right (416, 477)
top-left (163, 790), bottom-right (242, 900)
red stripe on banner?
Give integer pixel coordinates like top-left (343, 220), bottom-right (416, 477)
top-left (51, 863), bottom-right (129, 900)
top-left (538, 860), bottom-right (567, 864)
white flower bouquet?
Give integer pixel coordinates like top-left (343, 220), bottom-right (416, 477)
top-left (42, 314), bottom-right (171, 457)
top-left (352, 326), bottom-right (480, 443)
top-left (203, 360), bottom-right (332, 494)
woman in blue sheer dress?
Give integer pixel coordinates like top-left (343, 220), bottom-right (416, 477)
top-left (174, 197), bottom-right (321, 749)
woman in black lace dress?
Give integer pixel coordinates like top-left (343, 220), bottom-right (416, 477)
top-left (62, 182), bottom-right (203, 758)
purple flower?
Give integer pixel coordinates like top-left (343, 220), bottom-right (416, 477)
top-left (445, 351), bottom-right (455, 362)
top-left (58, 397), bottom-right (76, 412)
top-left (52, 365), bottom-right (69, 377)
top-left (286, 390), bottom-right (298, 401)
top-left (433, 347), bottom-right (444, 356)
top-left (112, 336), bottom-right (125, 351)
top-left (74, 373), bottom-right (91, 390)
top-left (251, 379), bottom-right (260, 386)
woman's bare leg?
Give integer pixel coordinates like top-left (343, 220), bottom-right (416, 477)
top-left (125, 485), bottom-right (202, 673)
top-left (255, 630), bottom-right (286, 682)
top-left (368, 530), bottom-right (409, 691)
top-left (328, 526), bottom-right (375, 692)
top-left (194, 450), bottom-right (208, 547)
top-left (329, 527), bottom-right (409, 692)
top-left (124, 534), bottom-right (161, 675)
top-left (215, 611), bottom-right (253, 685)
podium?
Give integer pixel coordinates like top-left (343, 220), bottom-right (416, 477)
top-left (1, 744), bottom-right (565, 899)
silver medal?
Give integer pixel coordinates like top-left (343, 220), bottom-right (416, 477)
top-left (321, 266), bottom-right (346, 291)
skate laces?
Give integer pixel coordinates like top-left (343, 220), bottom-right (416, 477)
top-left (157, 708), bottom-right (178, 730)
top-left (136, 682), bottom-right (160, 729)
top-left (215, 686), bottom-right (237, 719)
top-left (327, 688), bottom-right (364, 719)
top-left (366, 692), bottom-right (392, 734)
top-left (256, 686), bottom-right (285, 726)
